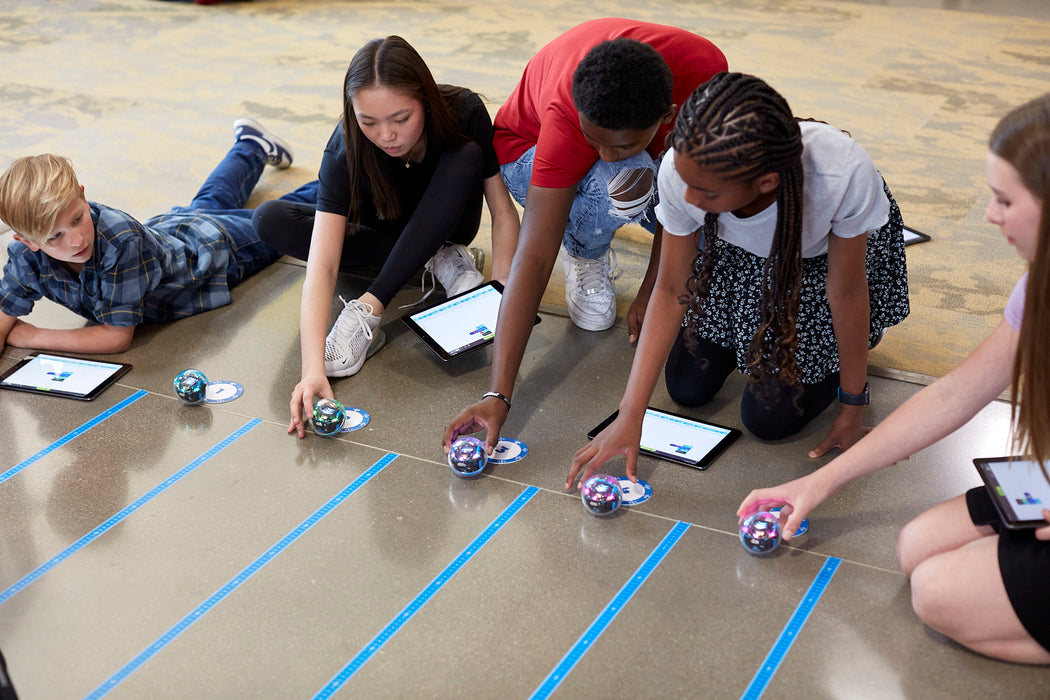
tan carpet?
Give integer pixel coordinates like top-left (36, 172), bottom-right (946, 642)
top-left (2, 0), bottom-right (1048, 377)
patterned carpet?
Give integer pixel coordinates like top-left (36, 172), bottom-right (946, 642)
top-left (1, 0), bottom-right (1048, 377)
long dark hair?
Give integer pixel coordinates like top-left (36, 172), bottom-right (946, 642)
top-left (991, 94), bottom-right (1050, 473)
top-left (674, 72), bottom-right (805, 385)
top-left (341, 36), bottom-right (470, 225)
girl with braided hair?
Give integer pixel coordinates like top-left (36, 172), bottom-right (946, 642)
top-left (738, 93), bottom-right (1050, 663)
top-left (568, 72), bottom-right (909, 488)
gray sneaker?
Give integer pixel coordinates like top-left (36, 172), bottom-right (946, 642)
top-left (561, 244), bottom-right (617, 331)
top-left (425, 243), bottom-right (485, 297)
top-left (324, 297), bottom-right (386, 377)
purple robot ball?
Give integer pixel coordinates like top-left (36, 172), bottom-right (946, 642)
top-left (311, 398), bottom-right (346, 437)
top-left (448, 436), bottom-right (488, 478)
top-left (740, 511), bottom-right (782, 556)
top-left (173, 369), bottom-right (208, 405)
top-left (581, 474), bottom-right (622, 517)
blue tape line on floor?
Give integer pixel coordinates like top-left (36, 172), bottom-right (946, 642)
top-left (0, 389), bottom-right (147, 486)
top-left (0, 418), bottom-right (261, 607)
top-left (83, 452), bottom-right (398, 700)
top-left (313, 485), bottom-right (540, 699)
top-left (740, 556), bottom-right (842, 700)
top-left (530, 520), bottom-right (690, 700)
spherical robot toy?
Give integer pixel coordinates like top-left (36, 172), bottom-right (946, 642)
top-left (448, 436), bottom-right (488, 478)
top-left (740, 510), bottom-right (782, 556)
top-left (173, 369), bottom-right (208, 405)
top-left (581, 474), bottom-right (622, 517)
top-left (311, 398), bottom-right (346, 437)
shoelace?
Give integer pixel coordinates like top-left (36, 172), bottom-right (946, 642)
top-left (399, 246), bottom-right (474, 310)
top-left (325, 296), bottom-right (375, 359)
top-left (399, 273), bottom-right (437, 310)
top-left (572, 249), bottom-right (620, 296)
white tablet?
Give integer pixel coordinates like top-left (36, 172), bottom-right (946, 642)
top-left (403, 281), bottom-right (540, 361)
top-left (974, 456), bottom-right (1050, 529)
top-left (903, 226), bottom-right (931, 246)
top-left (588, 407), bottom-right (741, 470)
top-left (0, 352), bottom-right (131, 401)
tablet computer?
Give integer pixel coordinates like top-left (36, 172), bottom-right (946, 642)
top-left (403, 281), bottom-right (540, 361)
top-left (0, 352), bottom-right (132, 401)
top-left (587, 407), bottom-right (741, 470)
top-left (974, 456), bottom-right (1050, 529)
top-left (903, 226), bottom-right (931, 246)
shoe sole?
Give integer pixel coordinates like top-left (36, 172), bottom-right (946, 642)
top-left (325, 329), bottom-right (387, 378)
top-left (567, 307), bottom-right (615, 332)
top-left (468, 247), bottom-right (485, 273)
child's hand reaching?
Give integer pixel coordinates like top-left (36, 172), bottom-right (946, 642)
top-left (566, 412), bottom-right (642, 491)
top-left (809, 405), bottom-right (869, 459)
top-left (289, 373), bottom-right (334, 438)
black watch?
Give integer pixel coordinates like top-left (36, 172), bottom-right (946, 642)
top-left (837, 382), bottom-right (870, 406)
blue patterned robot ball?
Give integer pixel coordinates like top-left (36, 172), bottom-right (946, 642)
top-left (740, 511), bottom-right (782, 556)
top-left (448, 436), bottom-right (488, 478)
top-left (581, 474), bottom-right (622, 517)
top-left (173, 369), bottom-right (208, 405)
top-left (311, 398), bottom-right (346, 437)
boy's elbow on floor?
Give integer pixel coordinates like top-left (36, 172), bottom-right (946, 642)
top-left (102, 326), bottom-right (135, 353)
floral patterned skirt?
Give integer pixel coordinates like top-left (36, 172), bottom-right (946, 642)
top-left (683, 183), bottom-right (910, 384)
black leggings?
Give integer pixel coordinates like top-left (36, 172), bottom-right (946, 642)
top-left (252, 141), bottom-right (484, 307)
top-left (0, 648), bottom-right (17, 700)
top-left (664, 329), bottom-right (839, 440)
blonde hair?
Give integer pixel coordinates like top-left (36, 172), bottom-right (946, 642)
top-left (0, 154), bottom-right (83, 244)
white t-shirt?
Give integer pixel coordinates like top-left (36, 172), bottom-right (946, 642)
top-left (655, 121), bottom-right (889, 258)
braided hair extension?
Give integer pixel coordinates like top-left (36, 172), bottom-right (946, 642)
top-left (673, 72), bottom-right (806, 389)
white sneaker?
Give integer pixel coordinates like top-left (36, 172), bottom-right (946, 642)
top-left (561, 244), bottom-right (617, 331)
top-left (324, 297), bottom-right (386, 377)
top-left (425, 243), bottom-right (485, 297)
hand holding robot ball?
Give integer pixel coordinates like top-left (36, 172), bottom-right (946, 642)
top-left (311, 398), bottom-right (346, 437)
top-left (581, 474), bottom-right (623, 517)
top-left (448, 436), bottom-right (488, 478)
top-left (740, 510), bottom-right (782, 555)
top-left (173, 369), bottom-right (208, 405)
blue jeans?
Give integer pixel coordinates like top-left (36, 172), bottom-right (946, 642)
top-left (188, 141), bottom-right (318, 212)
top-left (500, 146), bottom-right (659, 259)
top-left (171, 140), bottom-right (320, 283)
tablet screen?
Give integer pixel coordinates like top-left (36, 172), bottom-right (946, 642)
top-left (0, 352), bottom-right (131, 401)
top-left (403, 281), bottom-right (539, 361)
top-left (588, 408), bottom-right (741, 470)
top-left (974, 457), bottom-right (1050, 528)
top-left (903, 226), bottom-right (931, 246)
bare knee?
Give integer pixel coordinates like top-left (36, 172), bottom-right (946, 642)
top-left (909, 560), bottom-right (954, 634)
top-left (897, 495), bottom-right (978, 576)
top-left (896, 517), bottom-right (925, 576)
top-left (607, 167), bottom-right (654, 219)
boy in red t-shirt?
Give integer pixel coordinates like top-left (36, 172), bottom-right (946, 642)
top-left (445, 18), bottom-right (727, 452)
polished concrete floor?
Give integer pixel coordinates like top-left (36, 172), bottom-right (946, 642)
top-left (3, 0), bottom-right (1050, 698)
top-left (1, 264), bottom-right (1046, 698)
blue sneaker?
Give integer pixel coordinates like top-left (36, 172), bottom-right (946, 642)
top-left (233, 118), bottom-right (293, 169)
